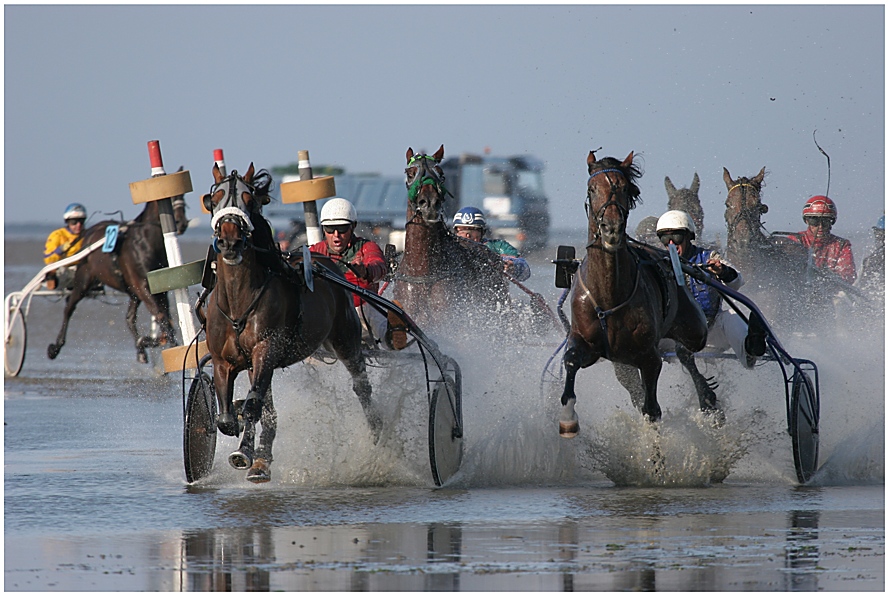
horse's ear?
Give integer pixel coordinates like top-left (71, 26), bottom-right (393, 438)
top-left (722, 167), bottom-right (733, 189)
top-left (406, 147), bottom-right (415, 163)
top-left (664, 176), bottom-right (676, 193)
top-left (433, 144), bottom-right (445, 163)
top-left (587, 151), bottom-right (596, 169)
top-left (212, 163), bottom-right (223, 183)
top-left (690, 172), bottom-right (700, 194)
top-left (753, 167), bottom-right (766, 185)
top-left (245, 162), bottom-right (255, 183)
top-left (621, 151), bottom-right (634, 169)
top-left (177, 165), bottom-right (184, 173)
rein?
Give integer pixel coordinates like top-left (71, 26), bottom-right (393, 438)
top-left (214, 271), bottom-right (275, 368)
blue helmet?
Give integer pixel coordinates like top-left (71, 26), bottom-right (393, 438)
top-left (452, 206), bottom-right (486, 229)
top-left (63, 203), bottom-right (87, 221)
top-left (875, 215), bottom-right (884, 231)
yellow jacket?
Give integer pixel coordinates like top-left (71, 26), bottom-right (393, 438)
top-left (44, 227), bottom-right (85, 265)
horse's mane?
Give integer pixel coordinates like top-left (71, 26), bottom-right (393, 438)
top-left (590, 156), bottom-right (643, 210)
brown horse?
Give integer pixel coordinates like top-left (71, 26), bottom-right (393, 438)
top-left (721, 167), bottom-right (821, 328)
top-left (393, 145), bottom-right (509, 330)
top-left (665, 172), bottom-right (704, 239)
top-left (559, 151), bottom-right (714, 436)
top-left (47, 177), bottom-right (189, 363)
top-left (203, 163), bottom-right (378, 484)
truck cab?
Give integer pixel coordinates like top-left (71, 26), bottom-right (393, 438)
top-left (440, 153), bottom-right (550, 252)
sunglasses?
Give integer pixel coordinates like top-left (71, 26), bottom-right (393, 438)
top-left (323, 223), bottom-right (352, 235)
top-left (805, 217), bottom-right (832, 227)
top-left (67, 219), bottom-right (86, 226)
top-left (658, 231), bottom-right (687, 245)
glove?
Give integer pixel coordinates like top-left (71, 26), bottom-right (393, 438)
top-left (351, 263), bottom-right (368, 280)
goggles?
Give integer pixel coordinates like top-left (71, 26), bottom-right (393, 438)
top-left (323, 223), bottom-right (352, 235)
top-left (66, 218), bottom-right (86, 226)
top-left (804, 216), bottom-right (833, 227)
top-left (657, 231), bottom-right (688, 245)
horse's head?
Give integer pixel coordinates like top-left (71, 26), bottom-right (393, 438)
top-left (723, 166), bottom-right (767, 247)
top-left (665, 173), bottom-right (703, 238)
top-left (405, 145), bottom-right (448, 224)
top-left (585, 150), bottom-right (642, 252)
top-left (204, 163), bottom-right (264, 266)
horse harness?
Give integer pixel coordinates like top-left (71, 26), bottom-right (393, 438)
top-left (405, 154), bottom-right (452, 207)
top-left (726, 182), bottom-right (769, 246)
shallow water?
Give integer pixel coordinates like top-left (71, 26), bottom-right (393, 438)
top-left (3, 235), bottom-right (884, 591)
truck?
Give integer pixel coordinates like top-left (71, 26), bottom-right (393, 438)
top-left (440, 153), bottom-right (550, 252)
top-left (264, 152), bottom-right (551, 253)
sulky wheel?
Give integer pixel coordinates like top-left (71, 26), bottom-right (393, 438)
top-left (184, 368), bottom-right (218, 483)
top-left (4, 306), bottom-right (27, 377)
top-left (790, 367), bottom-right (819, 484)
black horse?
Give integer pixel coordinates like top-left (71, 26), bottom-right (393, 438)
top-left (47, 180), bottom-right (189, 363)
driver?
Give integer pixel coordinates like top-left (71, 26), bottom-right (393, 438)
top-left (309, 198), bottom-right (407, 350)
top-left (788, 196), bottom-right (856, 283)
top-left (451, 207), bottom-right (531, 281)
top-left (656, 210), bottom-right (766, 368)
top-left (43, 203), bottom-right (88, 290)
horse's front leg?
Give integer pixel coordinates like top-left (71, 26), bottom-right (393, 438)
top-left (559, 332), bottom-right (596, 438)
top-left (213, 360), bottom-right (241, 437)
top-left (246, 387), bottom-right (277, 484)
top-left (47, 282), bottom-right (87, 360)
top-left (637, 348), bottom-right (665, 422)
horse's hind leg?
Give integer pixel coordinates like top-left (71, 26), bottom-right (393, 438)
top-left (125, 296), bottom-right (148, 363)
top-left (675, 344), bottom-right (720, 414)
top-left (637, 349), bottom-right (665, 422)
top-left (247, 388), bottom-right (277, 484)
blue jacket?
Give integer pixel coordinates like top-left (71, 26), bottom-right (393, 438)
top-left (685, 244), bottom-right (741, 323)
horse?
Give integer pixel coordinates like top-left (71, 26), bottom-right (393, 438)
top-left (203, 162), bottom-right (378, 484)
top-left (47, 173), bottom-right (189, 364)
top-left (392, 145), bottom-right (510, 331)
top-left (721, 167), bottom-right (822, 328)
top-left (665, 172), bottom-right (704, 239)
top-left (558, 150), bottom-right (716, 437)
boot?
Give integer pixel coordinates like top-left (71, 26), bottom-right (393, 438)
top-left (744, 313), bottom-right (767, 367)
top-left (385, 302), bottom-right (409, 350)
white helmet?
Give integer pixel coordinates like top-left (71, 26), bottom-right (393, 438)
top-left (319, 198), bottom-right (357, 225)
top-left (656, 210), bottom-right (696, 239)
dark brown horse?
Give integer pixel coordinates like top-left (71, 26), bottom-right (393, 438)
top-left (665, 172), bottom-right (704, 239)
top-left (393, 145), bottom-right (509, 330)
top-left (47, 178), bottom-right (189, 363)
top-left (559, 151), bottom-right (714, 436)
top-left (203, 163), bottom-right (378, 484)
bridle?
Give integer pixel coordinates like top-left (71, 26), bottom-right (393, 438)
top-left (405, 154), bottom-right (452, 218)
top-left (585, 167), bottom-right (630, 249)
top-left (725, 181), bottom-right (768, 245)
top-left (206, 171), bottom-right (257, 254)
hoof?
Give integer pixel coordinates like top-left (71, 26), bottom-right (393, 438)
top-left (136, 351), bottom-right (148, 364)
top-left (217, 413), bottom-right (240, 437)
top-left (228, 449), bottom-right (253, 470)
top-left (47, 344), bottom-right (60, 360)
top-left (559, 420), bottom-right (579, 438)
top-left (246, 458), bottom-right (271, 483)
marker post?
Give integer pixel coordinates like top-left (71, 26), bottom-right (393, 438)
top-left (279, 150), bottom-right (336, 246)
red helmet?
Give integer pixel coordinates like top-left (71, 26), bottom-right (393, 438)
top-left (802, 195), bottom-right (837, 223)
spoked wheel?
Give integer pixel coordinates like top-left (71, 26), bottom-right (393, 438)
top-left (790, 366), bottom-right (819, 484)
top-left (184, 364), bottom-right (218, 483)
top-left (5, 305), bottom-right (27, 377)
top-left (429, 358), bottom-right (463, 487)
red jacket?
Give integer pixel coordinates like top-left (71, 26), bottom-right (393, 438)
top-left (310, 236), bottom-right (387, 307)
top-left (789, 229), bottom-right (856, 283)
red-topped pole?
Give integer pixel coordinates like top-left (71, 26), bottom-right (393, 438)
top-left (145, 140), bottom-right (196, 346)
top-left (213, 148), bottom-right (227, 176)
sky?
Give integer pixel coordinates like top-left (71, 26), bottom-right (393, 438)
top-left (4, 4), bottom-right (885, 240)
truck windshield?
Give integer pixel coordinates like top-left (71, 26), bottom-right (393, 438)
top-left (516, 171), bottom-right (544, 195)
top-left (483, 169), bottom-right (509, 195)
